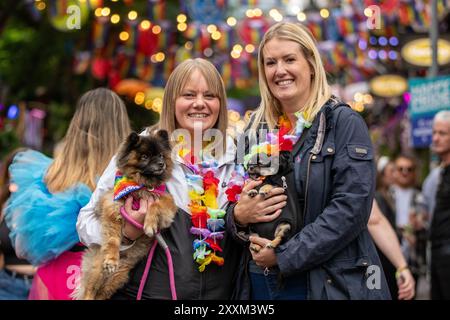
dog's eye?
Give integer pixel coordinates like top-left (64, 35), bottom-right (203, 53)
top-left (141, 154), bottom-right (149, 160)
top-left (159, 153), bottom-right (164, 158)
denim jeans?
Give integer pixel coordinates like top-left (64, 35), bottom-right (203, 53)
top-left (249, 271), bottom-right (307, 300)
top-left (0, 269), bottom-right (31, 300)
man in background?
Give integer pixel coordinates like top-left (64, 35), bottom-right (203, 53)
top-left (427, 110), bottom-right (450, 300)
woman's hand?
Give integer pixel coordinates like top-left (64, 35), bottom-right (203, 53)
top-left (233, 179), bottom-right (287, 226)
top-left (397, 268), bottom-right (415, 300)
top-left (122, 197), bottom-right (153, 241)
top-left (249, 235), bottom-right (278, 268)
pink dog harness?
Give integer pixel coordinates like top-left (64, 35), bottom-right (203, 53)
top-left (119, 206), bottom-right (177, 300)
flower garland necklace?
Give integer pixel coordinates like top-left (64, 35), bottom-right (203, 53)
top-left (226, 111), bottom-right (312, 203)
top-left (179, 145), bottom-right (226, 272)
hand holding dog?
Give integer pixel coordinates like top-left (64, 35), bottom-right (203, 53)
top-left (122, 197), bottom-right (154, 241)
top-left (233, 179), bottom-right (287, 226)
top-left (249, 235), bottom-right (278, 268)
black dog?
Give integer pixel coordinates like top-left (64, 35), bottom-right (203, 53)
top-left (246, 150), bottom-right (299, 251)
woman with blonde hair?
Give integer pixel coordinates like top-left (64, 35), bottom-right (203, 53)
top-left (4, 88), bottom-right (131, 299)
top-left (77, 58), bottom-right (242, 299)
top-left (228, 22), bottom-right (391, 299)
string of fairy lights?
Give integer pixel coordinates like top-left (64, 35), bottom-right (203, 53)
top-left (23, 0), bottom-right (449, 120)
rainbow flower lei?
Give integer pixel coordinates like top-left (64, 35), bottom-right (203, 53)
top-left (180, 147), bottom-right (226, 272)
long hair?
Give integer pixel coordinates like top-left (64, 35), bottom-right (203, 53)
top-left (0, 148), bottom-right (27, 210)
top-left (154, 58), bottom-right (228, 151)
top-left (45, 88), bottom-right (131, 193)
top-left (251, 22), bottom-right (332, 130)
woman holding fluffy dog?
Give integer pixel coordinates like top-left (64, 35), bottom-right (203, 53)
top-left (77, 58), bottom-right (242, 299)
top-left (228, 22), bottom-right (391, 300)
top-left (4, 88), bottom-right (131, 299)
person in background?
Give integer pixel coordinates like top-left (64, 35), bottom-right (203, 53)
top-left (0, 149), bottom-right (36, 300)
top-left (372, 156), bottom-right (405, 299)
top-left (368, 199), bottom-right (415, 300)
top-left (375, 156), bottom-right (396, 228)
top-left (4, 88), bottom-right (131, 299)
top-left (428, 110), bottom-right (450, 300)
top-left (391, 155), bottom-right (428, 286)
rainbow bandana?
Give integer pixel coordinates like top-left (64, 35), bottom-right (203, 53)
top-left (113, 171), bottom-right (166, 201)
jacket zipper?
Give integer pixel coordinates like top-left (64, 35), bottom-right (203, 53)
top-left (303, 153), bottom-right (313, 300)
top-left (302, 153), bottom-right (313, 226)
top-left (281, 176), bottom-right (287, 189)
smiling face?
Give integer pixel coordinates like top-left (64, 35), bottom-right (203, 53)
top-left (175, 69), bottom-right (220, 136)
top-left (262, 38), bottom-right (312, 111)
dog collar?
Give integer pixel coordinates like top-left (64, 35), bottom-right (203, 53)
top-left (113, 171), bottom-right (166, 201)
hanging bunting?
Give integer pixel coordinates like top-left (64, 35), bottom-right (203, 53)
top-left (183, 0), bottom-right (227, 25)
top-left (237, 16), bottom-right (270, 46)
top-left (147, 0), bottom-right (166, 21)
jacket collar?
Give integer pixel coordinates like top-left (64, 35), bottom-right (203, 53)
top-left (303, 96), bottom-right (349, 154)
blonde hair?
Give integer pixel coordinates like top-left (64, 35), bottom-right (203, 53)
top-left (251, 22), bottom-right (332, 130)
top-left (45, 88), bottom-right (131, 193)
top-left (155, 58), bottom-right (228, 150)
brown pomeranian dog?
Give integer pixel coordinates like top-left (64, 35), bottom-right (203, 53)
top-left (74, 130), bottom-right (177, 300)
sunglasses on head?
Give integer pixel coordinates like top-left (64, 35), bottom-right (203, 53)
top-left (397, 166), bottom-right (414, 174)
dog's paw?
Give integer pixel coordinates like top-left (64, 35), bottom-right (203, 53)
top-left (159, 215), bottom-right (174, 230)
top-left (144, 224), bottom-right (158, 238)
top-left (247, 189), bottom-right (258, 198)
top-left (274, 223), bottom-right (291, 238)
top-left (258, 184), bottom-right (274, 198)
top-left (249, 243), bottom-right (262, 253)
top-left (103, 257), bottom-right (119, 274)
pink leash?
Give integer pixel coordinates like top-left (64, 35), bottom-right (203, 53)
top-left (120, 205), bottom-right (177, 300)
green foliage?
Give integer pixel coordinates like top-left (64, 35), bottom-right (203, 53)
top-left (47, 102), bottom-right (73, 142)
top-left (0, 20), bottom-right (73, 101)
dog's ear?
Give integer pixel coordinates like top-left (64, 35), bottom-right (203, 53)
top-left (156, 129), bottom-right (171, 149)
top-left (126, 132), bottom-right (140, 148)
top-left (117, 132), bottom-right (139, 168)
top-left (122, 132), bottom-right (140, 154)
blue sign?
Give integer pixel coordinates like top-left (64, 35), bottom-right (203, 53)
top-left (410, 116), bottom-right (434, 148)
top-left (408, 76), bottom-right (450, 148)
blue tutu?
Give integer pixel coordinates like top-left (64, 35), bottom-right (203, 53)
top-left (4, 150), bottom-right (92, 266)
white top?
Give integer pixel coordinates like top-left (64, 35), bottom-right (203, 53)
top-left (76, 133), bottom-right (237, 247)
top-left (393, 185), bottom-right (414, 227)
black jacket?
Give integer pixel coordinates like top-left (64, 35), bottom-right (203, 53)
top-left (228, 98), bottom-right (391, 300)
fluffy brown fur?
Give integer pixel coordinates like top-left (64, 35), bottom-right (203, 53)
top-left (74, 130), bottom-right (177, 300)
